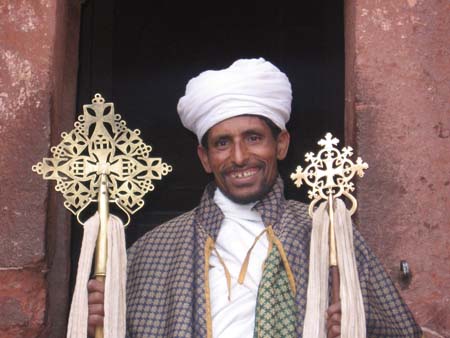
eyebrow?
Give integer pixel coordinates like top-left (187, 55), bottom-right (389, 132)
top-left (242, 128), bottom-right (264, 136)
top-left (212, 128), bottom-right (264, 140)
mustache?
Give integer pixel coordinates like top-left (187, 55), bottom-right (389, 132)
top-left (221, 161), bottom-right (264, 175)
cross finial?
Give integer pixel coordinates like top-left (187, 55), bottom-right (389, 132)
top-left (290, 132), bottom-right (368, 216)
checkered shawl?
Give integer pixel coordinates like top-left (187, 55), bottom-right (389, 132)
top-left (126, 178), bottom-right (422, 337)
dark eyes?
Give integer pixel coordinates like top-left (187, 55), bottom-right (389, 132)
top-left (247, 134), bottom-right (262, 142)
top-left (214, 138), bottom-right (229, 148)
top-left (213, 134), bottom-right (263, 149)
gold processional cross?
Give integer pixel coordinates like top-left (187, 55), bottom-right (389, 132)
top-left (290, 132), bottom-right (368, 300)
top-left (32, 93), bottom-right (172, 337)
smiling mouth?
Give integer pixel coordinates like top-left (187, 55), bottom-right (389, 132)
top-left (229, 167), bottom-right (259, 179)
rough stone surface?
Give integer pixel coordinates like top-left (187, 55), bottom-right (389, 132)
top-left (0, 269), bottom-right (47, 338)
top-left (345, 0), bottom-right (450, 336)
top-left (0, 0), bottom-right (53, 336)
top-left (44, 0), bottom-right (81, 335)
top-left (0, 0), bottom-right (53, 268)
top-left (0, 0), bottom-right (80, 337)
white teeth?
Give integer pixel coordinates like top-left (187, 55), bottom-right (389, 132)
top-left (231, 170), bottom-right (255, 178)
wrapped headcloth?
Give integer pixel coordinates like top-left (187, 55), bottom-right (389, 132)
top-left (177, 58), bottom-right (292, 143)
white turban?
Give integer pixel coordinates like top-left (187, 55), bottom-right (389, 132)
top-left (177, 58), bottom-right (292, 143)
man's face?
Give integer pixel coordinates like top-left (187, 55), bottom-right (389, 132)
top-left (197, 115), bottom-right (290, 204)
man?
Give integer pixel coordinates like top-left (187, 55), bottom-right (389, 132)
top-left (88, 58), bottom-right (422, 337)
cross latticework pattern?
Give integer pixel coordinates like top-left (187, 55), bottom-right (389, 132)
top-left (290, 133), bottom-right (368, 216)
top-left (32, 93), bottom-right (172, 221)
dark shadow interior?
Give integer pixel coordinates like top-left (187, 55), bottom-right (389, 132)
top-left (72, 0), bottom-right (344, 285)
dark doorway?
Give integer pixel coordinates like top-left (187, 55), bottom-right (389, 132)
top-left (74, 1), bottom-right (344, 253)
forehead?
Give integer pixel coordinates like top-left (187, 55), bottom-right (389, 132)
top-left (207, 115), bottom-right (270, 138)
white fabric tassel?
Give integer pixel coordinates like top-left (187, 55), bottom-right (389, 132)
top-left (334, 199), bottom-right (366, 338)
top-left (303, 199), bottom-right (366, 338)
top-left (67, 213), bottom-right (100, 338)
top-left (104, 215), bottom-right (127, 338)
top-left (303, 201), bottom-right (330, 338)
top-left (66, 213), bottom-right (127, 338)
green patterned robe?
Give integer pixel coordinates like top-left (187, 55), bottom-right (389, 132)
top-left (126, 178), bottom-right (422, 337)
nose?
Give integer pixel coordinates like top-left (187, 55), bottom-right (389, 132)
top-left (231, 140), bottom-right (249, 166)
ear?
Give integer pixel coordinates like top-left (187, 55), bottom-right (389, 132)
top-left (197, 145), bottom-right (212, 173)
top-left (276, 130), bottom-right (290, 160)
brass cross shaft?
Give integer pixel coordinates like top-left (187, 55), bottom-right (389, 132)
top-left (328, 193), bottom-right (337, 267)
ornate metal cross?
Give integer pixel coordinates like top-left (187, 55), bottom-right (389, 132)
top-left (290, 132), bottom-right (368, 270)
top-left (32, 93), bottom-right (172, 225)
top-left (290, 132), bottom-right (368, 217)
top-left (33, 93), bottom-right (172, 338)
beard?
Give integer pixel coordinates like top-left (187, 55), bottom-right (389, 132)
top-left (219, 177), bottom-right (274, 204)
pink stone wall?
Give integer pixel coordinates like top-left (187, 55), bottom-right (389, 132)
top-left (345, 0), bottom-right (450, 337)
top-left (0, 0), bottom-right (80, 337)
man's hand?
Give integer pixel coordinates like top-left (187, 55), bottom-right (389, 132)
top-left (326, 301), bottom-right (341, 338)
top-left (87, 279), bottom-right (105, 338)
